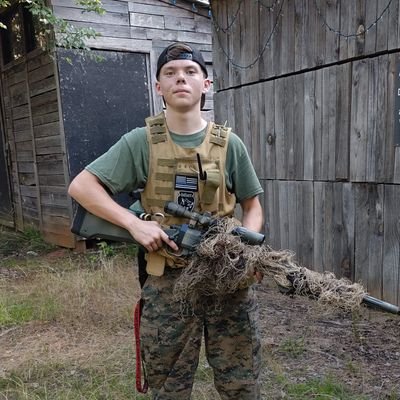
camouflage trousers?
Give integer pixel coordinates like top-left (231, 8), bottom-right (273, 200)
top-left (139, 267), bottom-right (262, 400)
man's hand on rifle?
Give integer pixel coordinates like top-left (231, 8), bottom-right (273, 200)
top-left (127, 218), bottom-right (179, 253)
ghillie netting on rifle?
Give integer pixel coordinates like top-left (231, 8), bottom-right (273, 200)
top-left (173, 218), bottom-right (367, 312)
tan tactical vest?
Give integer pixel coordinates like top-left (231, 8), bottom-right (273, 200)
top-left (141, 112), bottom-right (237, 275)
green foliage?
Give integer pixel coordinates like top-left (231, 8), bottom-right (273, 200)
top-left (0, 226), bottom-right (55, 256)
top-left (24, 0), bottom-right (101, 51)
top-left (76, 0), bottom-right (105, 14)
top-left (0, 358), bottom-right (149, 400)
top-left (284, 376), bottom-right (368, 399)
top-left (0, 293), bottom-right (60, 327)
top-left (279, 337), bottom-right (306, 359)
top-left (96, 241), bottom-right (116, 258)
top-left (0, 0), bottom-right (104, 52)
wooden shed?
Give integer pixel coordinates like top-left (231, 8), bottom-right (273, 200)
top-left (0, 0), bottom-right (212, 248)
top-left (211, 0), bottom-right (400, 304)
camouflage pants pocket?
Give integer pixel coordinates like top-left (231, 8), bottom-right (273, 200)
top-left (205, 290), bottom-right (262, 400)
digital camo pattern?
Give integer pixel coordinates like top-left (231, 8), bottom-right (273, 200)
top-left (140, 268), bottom-right (262, 400)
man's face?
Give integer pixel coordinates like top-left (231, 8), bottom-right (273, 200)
top-left (156, 59), bottom-right (210, 111)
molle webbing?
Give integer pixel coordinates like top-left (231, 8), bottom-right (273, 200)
top-left (148, 114), bottom-right (168, 143)
top-left (142, 112), bottom-right (236, 218)
top-left (210, 124), bottom-right (230, 147)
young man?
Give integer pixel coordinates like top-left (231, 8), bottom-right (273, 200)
top-left (68, 42), bottom-right (264, 399)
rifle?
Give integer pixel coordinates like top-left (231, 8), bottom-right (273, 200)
top-left (71, 202), bottom-right (399, 316)
top-left (71, 201), bottom-right (265, 256)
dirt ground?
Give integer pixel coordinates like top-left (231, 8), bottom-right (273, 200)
top-left (1, 258), bottom-right (400, 399)
top-left (255, 281), bottom-right (400, 399)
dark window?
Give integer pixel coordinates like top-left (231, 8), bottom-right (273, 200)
top-left (0, 4), bottom-right (43, 65)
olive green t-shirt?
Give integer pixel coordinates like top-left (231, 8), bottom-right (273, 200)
top-left (86, 126), bottom-right (263, 203)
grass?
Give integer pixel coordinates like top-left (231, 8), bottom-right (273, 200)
top-left (283, 376), bottom-right (369, 399)
top-left (0, 229), bottom-right (385, 400)
top-left (0, 226), bottom-right (56, 257)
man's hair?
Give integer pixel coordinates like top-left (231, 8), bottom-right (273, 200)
top-left (156, 42), bottom-right (208, 79)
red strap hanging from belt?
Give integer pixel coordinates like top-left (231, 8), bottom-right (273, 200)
top-left (134, 299), bottom-right (148, 393)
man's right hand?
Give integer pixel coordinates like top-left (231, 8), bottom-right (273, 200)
top-left (127, 218), bottom-right (179, 253)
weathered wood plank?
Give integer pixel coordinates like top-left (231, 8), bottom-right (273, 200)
top-left (33, 121), bottom-right (60, 138)
top-left (32, 112), bottom-right (59, 127)
top-left (364, 0), bottom-right (377, 54)
top-left (212, 0), bottom-right (229, 91)
top-left (84, 36), bottom-right (152, 52)
top-left (129, 2), bottom-right (195, 18)
top-left (285, 76), bottom-right (295, 179)
top-left (250, 85), bottom-right (262, 177)
top-left (164, 15), bottom-right (211, 34)
top-left (258, 0), bottom-right (274, 80)
top-left (332, 183), bottom-right (355, 279)
top-left (52, 0), bottom-right (129, 13)
top-left (313, 69), bottom-right (323, 180)
top-left (303, 71), bottom-right (315, 180)
top-left (31, 101), bottom-right (59, 117)
top-left (278, 180), bottom-right (290, 250)
top-left (27, 52), bottom-right (53, 72)
top-left (324, 0), bottom-right (340, 64)
top-left (265, 180), bottom-right (281, 250)
top-left (322, 66), bottom-right (337, 181)
top-left (40, 186), bottom-right (69, 207)
top-left (14, 131), bottom-right (32, 144)
top-left (354, 184), bottom-right (384, 298)
top-left (367, 55), bottom-right (387, 182)
top-left (30, 90), bottom-right (58, 109)
top-left (335, 62), bottom-right (351, 180)
top-left (383, 184), bottom-right (400, 305)
top-left (272, 0), bottom-right (283, 76)
top-left (29, 76), bottom-right (57, 97)
top-left (287, 181), bottom-right (297, 252)
top-left (38, 174), bottom-right (66, 187)
top-left (13, 117), bottom-right (30, 132)
top-left (261, 80), bottom-right (275, 180)
top-left (41, 204), bottom-right (70, 218)
top-left (274, 78), bottom-right (286, 179)
top-left (388, 0), bottom-right (400, 50)
top-left (17, 161), bottom-right (34, 173)
top-left (226, 0), bottom-right (242, 87)
top-left (131, 12), bottom-right (164, 28)
top-left (376, 0), bottom-right (389, 52)
top-left (295, 181), bottom-right (314, 268)
top-left (302, 0), bottom-right (316, 69)
top-left (313, 181), bottom-right (325, 273)
top-left (350, 59), bottom-right (369, 182)
top-left (314, 0), bottom-right (326, 66)
top-left (294, 0), bottom-right (303, 72)
top-left (28, 62), bottom-right (55, 84)
top-left (19, 173), bottom-right (35, 186)
top-left (338, 1), bottom-right (351, 61)
top-left (293, 75), bottom-right (304, 180)
top-left (389, 53), bottom-right (398, 183)
top-left (240, 0), bottom-right (259, 84)
top-left (12, 104), bottom-right (30, 120)
top-left (53, 5), bottom-right (129, 25)
top-left (42, 229), bottom-right (75, 248)
top-left (37, 159), bottom-right (65, 175)
top-left (348, 0), bottom-right (366, 59)
top-left (10, 81), bottom-right (28, 107)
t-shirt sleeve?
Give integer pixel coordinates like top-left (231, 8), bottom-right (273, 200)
top-left (85, 127), bottom-right (148, 194)
top-left (226, 132), bottom-right (263, 202)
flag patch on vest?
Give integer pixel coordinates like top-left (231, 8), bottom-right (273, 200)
top-left (175, 174), bottom-right (198, 192)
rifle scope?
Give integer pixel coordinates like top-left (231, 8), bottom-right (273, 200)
top-left (164, 201), bottom-right (213, 226)
top-left (164, 201), bottom-right (265, 246)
